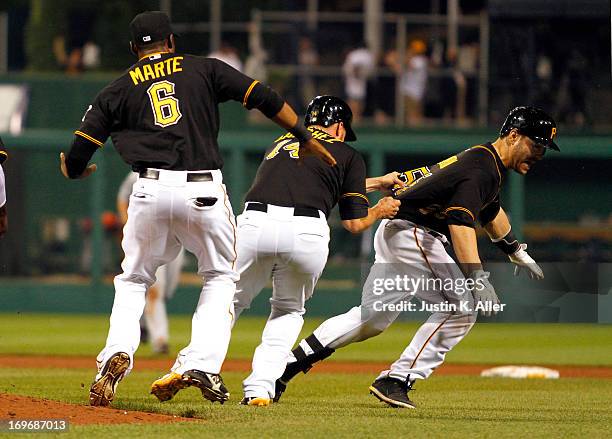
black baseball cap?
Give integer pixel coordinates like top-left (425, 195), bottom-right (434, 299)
top-left (130, 11), bottom-right (175, 46)
top-left (500, 106), bottom-right (560, 151)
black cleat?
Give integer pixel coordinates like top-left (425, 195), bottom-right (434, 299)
top-left (272, 378), bottom-right (287, 403)
top-left (369, 377), bottom-right (416, 409)
top-left (89, 352), bottom-right (130, 406)
top-left (183, 370), bottom-right (230, 404)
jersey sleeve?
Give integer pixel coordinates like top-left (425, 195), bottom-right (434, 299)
top-left (478, 196), bottom-right (501, 226)
top-left (338, 151), bottom-right (369, 220)
top-left (209, 59), bottom-right (258, 104)
top-left (74, 90), bottom-right (113, 147)
top-left (0, 136), bottom-right (7, 164)
top-left (444, 170), bottom-right (493, 228)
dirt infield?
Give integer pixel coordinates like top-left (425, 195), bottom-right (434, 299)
top-left (1, 354), bottom-right (612, 378)
top-left (0, 394), bottom-right (200, 425)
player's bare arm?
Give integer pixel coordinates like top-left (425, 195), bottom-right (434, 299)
top-left (449, 224), bottom-right (500, 316)
top-left (342, 196), bottom-right (400, 234)
top-left (448, 224), bottom-right (482, 274)
top-left (365, 172), bottom-right (405, 193)
top-left (483, 207), bottom-right (544, 279)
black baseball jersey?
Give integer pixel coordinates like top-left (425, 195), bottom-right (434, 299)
top-left (75, 52), bottom-right (266, 171)
top-left (245, 128), bottom-right (369, 220)
top-left (0, 136), bottom-right (6, 164)
top-left (393, 142), bottom-right (506, 236)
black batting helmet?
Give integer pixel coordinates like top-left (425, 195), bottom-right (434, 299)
top-left (304, 95), bottom-right (357, 141)
top-left (500, 106), bottom-right (560, 151)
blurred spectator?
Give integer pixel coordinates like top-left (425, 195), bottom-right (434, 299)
top-left (245, 21), bottom-right (268, 81)
top-left (51, 10), bottom-right (98, 75)
top-left (439, 46), bottom-right (467, 124)
top-left (298, 36), bottom-right (319, 108)
top-left (82, 41), bottom-right (101, 70)
top-left (556, 48), bottom-right (590, 128)
top-left (209, 41), bottom-right (243, 72)
top-left (342, 44), bottom-right (375, 123)
top-left (398, 39), bottom-right (428, 126)
top-left (370, 47), bottom-right (397, 125)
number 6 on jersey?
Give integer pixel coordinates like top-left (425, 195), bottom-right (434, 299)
top-left (147, 80), bottom-right (182, 127)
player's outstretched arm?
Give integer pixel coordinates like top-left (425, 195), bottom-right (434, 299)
top-left (483, 207), bottom-right (544, 280)
top-left (341, 196), bottom-right (400, 234)
top-left (365, 172), bottom-right (405, 193)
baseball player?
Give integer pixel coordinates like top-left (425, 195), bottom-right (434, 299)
top-left (273, 106), bottom-right (559, 408)
top-left (232, 96), bottom-right (402, 406)
top-left (0, 137), bottom-right (7, 237)
top-left (117, 172), bottom-right (185, 354)
top-left (60, 11), bottom-right (336, 407)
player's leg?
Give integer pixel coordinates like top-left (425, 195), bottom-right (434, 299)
top-left (232, 209), bottom-right (276, 323)
top-left (144, 265), bottom-right (169, 354)
top-left (92, 182), bottom-right (180, 406)
top-left (147, 248), bottom-right (185, 353)
top-left (242, 218), bottom-right (329, 405)
top-left (275, 221), bottom-right (405, 400)
top-left (371, 230), bottom-right (476, 408)
top-left (152, 179), bottom-right (236, 403)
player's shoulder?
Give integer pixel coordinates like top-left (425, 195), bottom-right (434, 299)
top-left (459, 143), bottom-right (499, 168)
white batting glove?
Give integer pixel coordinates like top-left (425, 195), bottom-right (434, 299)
top-left (470, 270), bottom-right (500, 317)
top-left (508, 243), bottom-right (544, 280)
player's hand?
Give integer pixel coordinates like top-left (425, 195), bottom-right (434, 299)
top-left (375, 196), bottom-right (401, 219)
top-left (60, 152), bottom-right (97, 179)
top-left (378, 172), bottom-right (406, 193)
top-left (470, 270), bottom-right (500, 317)
top-left (299, 138), bottom-right (337, 166)
top-left (508, 243), bottom-right (544, 280)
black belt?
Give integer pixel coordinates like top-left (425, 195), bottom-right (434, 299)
top-left (139, 169), bottom-right (213, 182)
top-left (246, 202), bottom-right (320, 218)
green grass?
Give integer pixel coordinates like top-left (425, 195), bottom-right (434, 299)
top-left (0, 314), bottom-right (611, 366)
top-left (1, 368), bottom-right (611, 438)
top-left (0, 314), bottom-right (611, 437)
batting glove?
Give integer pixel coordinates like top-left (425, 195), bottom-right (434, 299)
top-left (470, 270), bottom-right (500, 317)
top-left (508, 244), bottom-right (544, 280)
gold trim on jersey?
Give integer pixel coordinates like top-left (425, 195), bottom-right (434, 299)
top-left (243, 80), bottom-right (260, 107)
top-left (138, 51), bottom-right (170, 61)
top-left (342, 192), bottom-right (369, 205)
top-left (469, 145), bottom-right (502, 185)
top-left (444, 206), bottom-right (475, 222)
top-left (74, 131), bottom-right (104, 147)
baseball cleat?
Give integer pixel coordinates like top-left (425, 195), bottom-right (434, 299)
top-left (150, 372), bottom-right (189, 402)
top-left (151, 370), bottom-right (229, 403)
top-left (183, 370), bottom-right (230, 404)
top-left (272, 378), bottom-right (287, 403)
top-left (240, 397), bottom-right (271, 407)
top-left (89, 352), bottom-right (130, 407)
top-left (369, 377), bottom-right (416, 409)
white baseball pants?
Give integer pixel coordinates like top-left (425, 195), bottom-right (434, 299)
top-left (295, 219), bottom-right (476, 382)
top-left (143, 248), bottom-right (185, 351)
top-left (96, 169), bottom-right (238, 378)
top-left (234, 203), bottom-right (330, 399)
